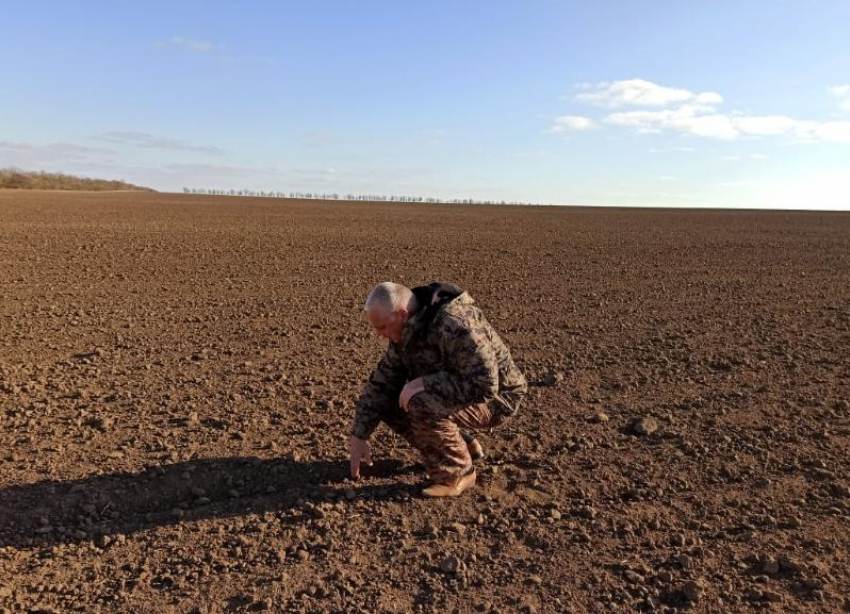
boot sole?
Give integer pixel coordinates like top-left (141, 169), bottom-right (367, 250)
top-left (422, 471), bottom-right (477, 498)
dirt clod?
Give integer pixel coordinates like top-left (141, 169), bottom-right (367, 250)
top-left (539, 370), bottom-right (563, 386)
top-left (440, 556), bottom-right (464, 574)
top-left (682, 579), bottom-right (705, 602)
top-left (631, 417), bottom-right (659, 436)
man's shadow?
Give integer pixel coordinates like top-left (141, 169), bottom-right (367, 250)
top-left (0, 455), bottom-right (416, 550)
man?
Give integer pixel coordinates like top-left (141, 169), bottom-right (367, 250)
top-left (350, 281), bottom-right (527, 497)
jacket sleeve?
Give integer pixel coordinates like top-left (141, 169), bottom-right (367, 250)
top-left (419, 314), bottom-right (499, 408)
top-left (351, 344), bottom-right (407, 440)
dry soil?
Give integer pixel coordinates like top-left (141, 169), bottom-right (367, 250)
top-left (1, 191), bottom-right (849, 614)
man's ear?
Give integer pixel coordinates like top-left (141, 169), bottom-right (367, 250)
top-left (397, 307), bottom-right (409, 323)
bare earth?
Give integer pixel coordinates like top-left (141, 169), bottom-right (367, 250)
top-left (1, 190), bottom-right (849, 614)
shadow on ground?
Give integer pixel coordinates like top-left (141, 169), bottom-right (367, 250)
top-left (0, 456), bottom-right (418, 550)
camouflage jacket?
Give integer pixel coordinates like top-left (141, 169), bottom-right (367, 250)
top-left (352, 283), bottom-right (527, 440)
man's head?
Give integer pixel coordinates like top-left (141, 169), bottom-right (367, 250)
top-left (364, 282), bottom-right (417, 343)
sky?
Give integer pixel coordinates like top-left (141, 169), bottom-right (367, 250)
top-left (2, 1), bottom-right (850, 209)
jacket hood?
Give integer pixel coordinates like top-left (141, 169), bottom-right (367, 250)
top-left (404, 282), bottom-right (469, 340)
top-left (411, 282), bottom-right (464, 312)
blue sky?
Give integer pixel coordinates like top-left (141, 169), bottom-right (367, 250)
top-left (2, 1), bottom-right (850, 209)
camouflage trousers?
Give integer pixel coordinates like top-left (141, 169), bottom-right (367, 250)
top-left (379, 395), bottom-right (510, 483)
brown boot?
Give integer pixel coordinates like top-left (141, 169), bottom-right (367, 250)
top-left (422, 469), bottom-right (477, 498)
top-left (467, 438), bottom-right (485, 461)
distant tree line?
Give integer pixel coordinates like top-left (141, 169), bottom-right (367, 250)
top-left (0, 168), bottom-right (152, 192)
top-left (181, 187), bottom-right (539, 206)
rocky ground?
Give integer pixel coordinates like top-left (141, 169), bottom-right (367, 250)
top-left (1, 190), bottom-right (849, 614)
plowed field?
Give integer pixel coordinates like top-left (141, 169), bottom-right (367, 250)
top-left (1, 190), bottom-right (849, 614)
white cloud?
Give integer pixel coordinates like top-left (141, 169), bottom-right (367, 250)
top-left (576, 79), bottom-right (722, 108)
top-left (0, 141), bottom-right (110, 158)
top-left (830, 85), bottom-right (850, 112)
top-left (674, 113), bottom-right (740, 139)
top-left (156, 36), bottom-right (219, 52)
top-left (549, 115), bottom-right (595, 133)
top-left (813, 121), bottom-right (850, 141)
top-left (153, 37), bottom-right (276, 66)
top-left (605, 103), bottom-right (850, 142)
top-left (95, 131), bottom-right (225, 155)
top-left (606, 105), bottom-right (739, 139)
top-left (733, 115), bottom-right (808, 136)
top-left (563, 78), bottom-right (850, 143)
top-left (0, 141), bottom-right (113, 168)
top-left (695, 92), bottom-right (724, 105)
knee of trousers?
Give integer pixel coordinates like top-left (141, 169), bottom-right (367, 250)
top-left (407, 394), bottom-right (452, 423)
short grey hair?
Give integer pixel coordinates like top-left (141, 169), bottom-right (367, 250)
top-left (365, 282), bottom-right (412, 313)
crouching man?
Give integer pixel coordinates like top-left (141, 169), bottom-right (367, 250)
top-left (349, 281), bottom-right (527, 497)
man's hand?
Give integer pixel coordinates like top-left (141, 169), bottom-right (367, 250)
top-left (349, 436), bottom-right (373, 479)
top-left (399, 377), bottom-right (425, 412)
